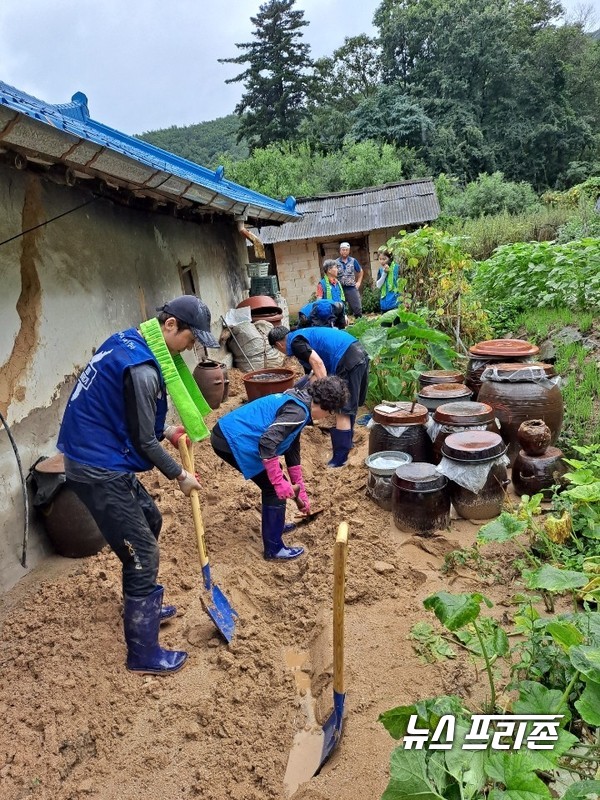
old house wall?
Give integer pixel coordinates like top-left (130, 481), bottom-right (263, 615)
top-left (0, 164), bottom-right (248, 591)
top-left (272, 239), bottom-right (321, 314)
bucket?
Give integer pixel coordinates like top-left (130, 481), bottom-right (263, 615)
top-left (364, 451), bottom-right (412, 511)
top-left (193, 360), bottom-right (227, 409)
top-left (243, 368), bottom-right (295, 402)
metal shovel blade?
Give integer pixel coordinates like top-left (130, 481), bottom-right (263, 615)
top-left (202, 588), bottom-right (238, 644)
top-left (320, 688), bottom-right (346, 765)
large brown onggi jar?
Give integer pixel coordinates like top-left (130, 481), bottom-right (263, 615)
top-left (368, 401), bottom-right (434, 463)
top-left (477, 362), bottom-right (563, 466)
top-left (430, 401), bottom-right (500, 464)
top-left (193, 359), bottom-right (227, 409)
top-left (392, 463), bottom-right (450, 535)
top-left (466, 339), bottom-right (539, 400)
top-left (438, 431), bottom-right (509, 520)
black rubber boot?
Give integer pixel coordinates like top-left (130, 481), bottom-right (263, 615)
top-left (262, 505), bottom-right (304, 560)
top-left (327, 428), bottom-right (353, 467)
top-left (124, 586), bottom-right (188, 674)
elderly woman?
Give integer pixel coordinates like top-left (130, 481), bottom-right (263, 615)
top-left (210, 376), bottom-right (349, 560)
top-left (316, 259), bottom-right (345, 304)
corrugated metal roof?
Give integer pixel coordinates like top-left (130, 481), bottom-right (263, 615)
top-left (0, 83), bottom-right (300, 224)
top-left (258, 179), bottom-right (439, 242)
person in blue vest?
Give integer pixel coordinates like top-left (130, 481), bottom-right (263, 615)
top-left (315, 259), bottom-right (345, 304)
top-left (375, 249), bottom-right (403, 311)
top-left (57, 295), bottom-right (219, 676)
top-left (268, 326), bottom-right (370, 467)
top-left (298, 299), bottom-right (346, 329)
top-left (336, 242), bottom-right (363, 318)
top-left (210, 376), bottom-right (349, 560)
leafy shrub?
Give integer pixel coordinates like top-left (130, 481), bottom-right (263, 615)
top-left (439, 172), bottom-right (540, 219)
top-left (473, 239), bottom-right (600, 311)
top-left (360, 283), bottom-right (381, 314)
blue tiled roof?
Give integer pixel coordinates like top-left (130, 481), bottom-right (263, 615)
top-left (0, 81), bottom-right (299, 223)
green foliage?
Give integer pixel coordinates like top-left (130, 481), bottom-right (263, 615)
top-left (473, 239), bottom-right (600, 312)
top-left (221, 139), bottom-right (416, 198)
top-left (351, 84), bottom-right (433, 150)
top-left (218, 0), bottom-right (313, 149)
top-left (385, 227), bottom-right (492, 345)
top-left (439, 172), bottom-right (540, 219)
top-left (347, 309), bottom-right (458, 405)
top-left (136, 115), bottom-right (248, 169)
top-left (359, 284), bottom-right (381, 314)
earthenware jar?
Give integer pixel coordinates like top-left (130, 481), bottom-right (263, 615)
top-left (418, 369), bottom-right (465, 389)
top-left (466, 339), bottom-right (539, 400)
top-left (430, 401), bottom-right (501, 464)
top-left (193, 359), bottom-right (227, 409)
top-left (365, 451), bottom-right (413, 511)
top-left (417, 383), bottom-right (472, 413)
top-left (517, 419), bottom-right (552, 456)
top-left (368, 402), bottom-right (434, 463)
top-left (438, 431), bottom-right (509, 520)
top-left (477, 362), bottom-right (563, 466)
top-left (512, 447), bottom-right (568, 498)
top-left (392, 462), bottom-right (450, 535)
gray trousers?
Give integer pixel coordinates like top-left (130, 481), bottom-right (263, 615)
top-left (343, 285), bottom-right (362, 317)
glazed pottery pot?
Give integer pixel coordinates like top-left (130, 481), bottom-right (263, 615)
top-left (477, 362), bottom-right (563, 466)
top-left (440, 431), bottom-right (509, 520)
top-left (417, 383), bottom-right (472, 413)
top-left (364, 451), bottom-right (412, 511)
top-left (242, 367), bottom-right (295, 401)
top-left (392, 462), bottom-right (450, 535)
top-left (512, 447), bottom-right (567, 498)
top-left (431, 401), bottom-right (500, 464)
top-left (193, 360), bottom-right (227, 409)
top-left (368, 401), bottom-right (434, 463)
top-left (517, 419), bottom-right (552, 456)
top-left (418, 369), bottom-right (465, 389)
top-left (466, 338), bottom-right (539, 399)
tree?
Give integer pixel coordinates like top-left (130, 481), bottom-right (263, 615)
top-left (351, 84), bottom-right (433, 149)
top-left (218, 0), bottom-right (313, 149)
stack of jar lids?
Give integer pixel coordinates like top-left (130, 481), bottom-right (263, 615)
top-left (419, 369), bottom-right (465, 386)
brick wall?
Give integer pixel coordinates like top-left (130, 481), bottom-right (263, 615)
top-left (274, 240), bottom-right (321, 314)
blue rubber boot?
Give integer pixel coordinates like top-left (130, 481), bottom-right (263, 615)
top-left (262, 505), bottom-right (304, 560)
top-left (124, 586), bottom-right (188, 674)
top-left (328, 428), bottom-right (353, 467)
top-left (160, 603), bottom-right (177, 623)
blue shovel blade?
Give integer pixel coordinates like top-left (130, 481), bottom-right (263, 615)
top-left (202, 583), bottom-right (238, 644)
top-left (320, 690), bottom-right (345, 766)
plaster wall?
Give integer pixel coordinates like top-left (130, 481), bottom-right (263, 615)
top-left (0, 165), bottom-right (248, 591)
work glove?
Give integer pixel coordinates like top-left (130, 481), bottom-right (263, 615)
top-left (262, 457), bottom-right (296, 501)
top-left (288, 465), bottom-right (310, 514)
top-left (164, 425), bottom-right (190, 448)
top-left (176, 469), bottom-right (202, 497)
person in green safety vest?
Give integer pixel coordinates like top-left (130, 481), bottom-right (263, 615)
top-left (316, 260), bottom-right (345, 304)
top-left (375, 250), bottom-right (403, 311)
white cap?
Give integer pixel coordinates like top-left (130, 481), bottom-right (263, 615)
top-left (339, 241), bottom-right (350, 248)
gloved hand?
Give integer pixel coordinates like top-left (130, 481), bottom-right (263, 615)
top-left (164, 425), bottom-right (190, 448)
top-left (288, 465), bottom-right (310, 514)
top-left (262, 457), bottom-right (296, 501)
top-left (176, 469), bottom-right (201, 497)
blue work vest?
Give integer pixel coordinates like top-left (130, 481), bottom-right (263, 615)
top-left (318, 277), bottom-right (345, 303)
top-left (58, 328), bottom-right (167, 472)
top-left (379, 263), bottom-right (401, 311)
top-left (286, 328), bottom-right (355, 374)
top-left (218, 393), bottom-right (310, 479)
top-left (299, 300), bottom-right (336, 325)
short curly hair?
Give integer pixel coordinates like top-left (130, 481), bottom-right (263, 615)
top-left (321, 259), bottom-right (338, 277)
top-left (307, 376), bottom-right (349, 413)
top-left (267, 326), bottom-right (290, 347)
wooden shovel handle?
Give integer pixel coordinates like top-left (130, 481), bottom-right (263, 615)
top-left (333, 522), bottom-right (348, 695)
top-left (178, 438), bottom-right (209, 570)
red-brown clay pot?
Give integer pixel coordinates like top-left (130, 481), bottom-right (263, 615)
top-left (517, 419), bottom-right (552, 456)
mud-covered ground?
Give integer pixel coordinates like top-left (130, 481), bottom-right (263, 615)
top-left (1, 369), bottom-right (522, 800)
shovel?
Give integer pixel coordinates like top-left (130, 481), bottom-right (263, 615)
top-left (283, 522), bottom-right (348, 795)
top-left (178, 438), bottom-right (238, 643)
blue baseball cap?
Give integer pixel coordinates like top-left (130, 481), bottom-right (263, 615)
top-left (157, 296), bottom-right (219, 348)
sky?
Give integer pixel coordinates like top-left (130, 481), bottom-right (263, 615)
top-left (0, 0), bottom-right (597, 136)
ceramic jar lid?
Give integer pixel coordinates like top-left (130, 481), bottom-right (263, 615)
top-left (372, 401), bottom-right (429, 425)
top-left (442, 431), bottom-right (507, 462)
top-left (419, 369), bottom-right (465, 385)
top-left (434, 401), bottom-right (495, 426)
top-left (34, 453), bottom-right (65, 473)
top-left (392, 462), bottom-right (447, 491)
top-left (484, 361), bottom-right (556, 379)
top-left (418, 383), bottom-right (471, 400)
top-left (468, 339), bottom-right (539, 357)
